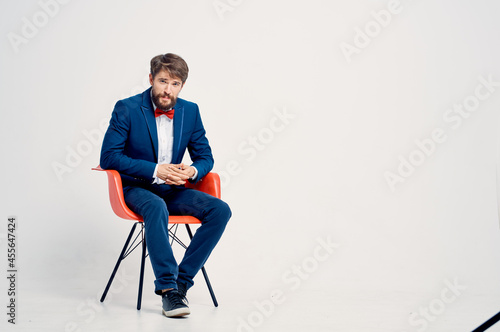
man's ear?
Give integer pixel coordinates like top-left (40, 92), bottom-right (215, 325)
top-left (149, 73), bottom-right (153, 86)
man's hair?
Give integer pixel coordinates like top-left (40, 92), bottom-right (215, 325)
top-left (150, 53), bottom-right (189, 83)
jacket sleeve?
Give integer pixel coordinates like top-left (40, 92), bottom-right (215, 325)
top-left (100, 100), bottom-right (156, 180)
top-left (187, 104), bottom-right (214, 183)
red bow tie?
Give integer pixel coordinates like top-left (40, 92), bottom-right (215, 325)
top-left (155, 108), bottom-right (174, 119)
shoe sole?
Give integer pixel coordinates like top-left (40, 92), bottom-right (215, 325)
top-left (162, 307), bottom-right (191, 318)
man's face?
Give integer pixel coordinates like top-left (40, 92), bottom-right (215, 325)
top-left (150, 69), bottom-right (184, 111)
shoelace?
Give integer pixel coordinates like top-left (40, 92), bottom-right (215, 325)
top-left (166, 291), bottom-right (185, 307)
top-left (179, 293), bottom-right (189, 305)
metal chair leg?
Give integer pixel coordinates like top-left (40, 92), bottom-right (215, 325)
top-left (185, 224), bottom-right (219, 307)
top-left (137, 224), bottom-right (147, 310)
top-left (200, 266), bottom-right (218, 307)
top-left (101, 222), bottom-right (139, 303)
top-left (102, 222), bottom-right (219, 309)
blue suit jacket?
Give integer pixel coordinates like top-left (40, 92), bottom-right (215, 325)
top-left (100, 87), bottom-right (214, 187)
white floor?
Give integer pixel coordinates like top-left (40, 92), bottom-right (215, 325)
top-left (3, 266), bottom-right (500, 332)
top-left (3, 206), bottom-right (500, 332)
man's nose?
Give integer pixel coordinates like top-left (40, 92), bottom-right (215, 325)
top-left (165, 84), bottom-right (173, 94)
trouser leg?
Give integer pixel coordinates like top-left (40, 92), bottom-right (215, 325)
top-left (123, 186), bottom-right (178, 294)
top-left (164, 187), bottom-right (232, 289)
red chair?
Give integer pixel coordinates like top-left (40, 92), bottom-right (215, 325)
top-left (93, 166), bottom-right (219, 310)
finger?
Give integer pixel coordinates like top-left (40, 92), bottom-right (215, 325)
top-left (169, 177), bottom-right (185, 185)
top-left (169, 172), bottom-right (187, 183)
top-left (169, 168), bottom-right (189, 179)
top-left (169, 166), bottom-right (185, 174)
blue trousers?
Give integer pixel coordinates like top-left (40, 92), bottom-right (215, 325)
top-left (123, 184), bottom-right (231, 294)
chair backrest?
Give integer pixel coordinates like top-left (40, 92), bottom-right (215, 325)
top-left (93, 166), bottom-right (221, 221)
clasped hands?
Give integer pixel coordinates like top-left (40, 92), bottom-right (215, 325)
top-left (157, 163), bottom-right (195, 185)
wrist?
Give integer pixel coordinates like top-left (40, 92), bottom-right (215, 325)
top-left (188, 166), bottom-right (198, 180)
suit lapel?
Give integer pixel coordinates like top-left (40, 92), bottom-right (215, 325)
top-left (172, 101), bottom-right (184, 162)
top-left (140, 88), bottom-right (159, 162)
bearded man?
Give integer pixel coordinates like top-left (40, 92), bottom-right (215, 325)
top-left (100, 53), bottom-right (231, 318)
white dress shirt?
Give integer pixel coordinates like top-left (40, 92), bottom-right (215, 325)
top-left (152, 109), bottom-right (174, 184)
top-left (151, 96), bottom-right (197, 184)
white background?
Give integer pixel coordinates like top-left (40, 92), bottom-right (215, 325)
top-left (1, 0), bottom-right (500, 331)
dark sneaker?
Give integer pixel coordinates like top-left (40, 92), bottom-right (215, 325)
top-left (177, 282), bottom-right (189, 304)
top-left (162, 290), bottom-right (190, 317)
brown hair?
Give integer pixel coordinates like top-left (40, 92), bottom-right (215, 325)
top-left (150, 53), bottom-right (189, 83)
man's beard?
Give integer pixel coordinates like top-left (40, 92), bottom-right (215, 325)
top-left (152, 90), bottom-right (177, 111)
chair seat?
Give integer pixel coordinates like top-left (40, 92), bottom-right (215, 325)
top-left (166, 215), bottom-right (202, 224)
top-left (124, 215), bottom-right (203, 224)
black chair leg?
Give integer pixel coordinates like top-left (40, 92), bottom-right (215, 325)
top-left (200, 266), bottom-right (218, 307)
top-left (137, 224), bottom-right (147, 310)
top-left (101, 222), bottom-right (139, 303)
top-left (185, 224), bottom-right (219, 307)
top-left (102, 222), bottom-right (218, 309)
